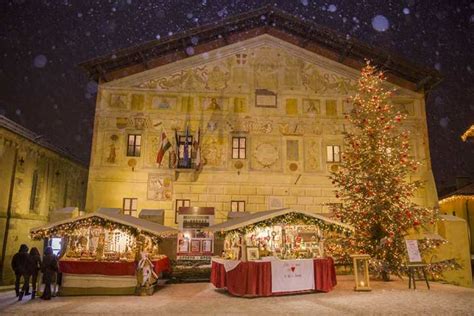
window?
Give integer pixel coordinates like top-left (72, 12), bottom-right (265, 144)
top-left (29, 170), bottom-right (38, 211)
top-left (175, 199), bottom-right (191, 223)
top-left (326, 145), bottom-right (341, 162)
top-left (127, 134), bottom-right (141, 157)
top-left (231, 200), bottom-right (246, 212)
top-left (178, 135), bottom-right (193, 168)
top-left (232, 137), bottom-right (246, 159)
top-left (49, 238), bottom-right (62, 256)
top-left (123, 198), bottom-right (138, 216)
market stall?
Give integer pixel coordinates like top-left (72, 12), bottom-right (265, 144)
top-left (207, 208), bottom-right (353, 297)
top-left (30, 212), bottom-right (177, 296)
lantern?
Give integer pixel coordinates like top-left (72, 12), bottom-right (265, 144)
top-left (351, 254), bottom-right (371, 291)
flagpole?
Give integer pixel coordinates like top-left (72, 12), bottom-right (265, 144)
top-left (161, 126), bottom-right (180, 168)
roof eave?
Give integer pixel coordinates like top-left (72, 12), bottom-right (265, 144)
top-left (79, 5), bottom-right (441, 91)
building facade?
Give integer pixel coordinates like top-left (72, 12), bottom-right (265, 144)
top-left (0, 115), bottom-right (88, 284)
top-left (82, 8), bottom-right (440, 228)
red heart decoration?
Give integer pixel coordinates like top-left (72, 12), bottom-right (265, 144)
top-left (291, 266), bottom-right (295, 272)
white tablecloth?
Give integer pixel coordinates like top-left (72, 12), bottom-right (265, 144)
top-left (211, 258), bottom-right (241, 272)
top-left (271, 259), bottom-right (315, 293)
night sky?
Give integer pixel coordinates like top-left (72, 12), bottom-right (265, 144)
top-left (0, 0), bottom-right (473, 191)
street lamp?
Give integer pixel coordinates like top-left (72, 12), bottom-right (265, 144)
top-left (351, 254), bottom-right (371, 291)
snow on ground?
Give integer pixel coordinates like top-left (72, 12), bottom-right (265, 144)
top-left (0, 275), bottom-right (473, 315)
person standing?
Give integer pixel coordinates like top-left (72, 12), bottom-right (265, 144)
top-left (40, 247), bottom-right (58, 300)
top-left (25, 247), bottom-right (41, 300)
top-left (11, 244), bottom-right (29, 299)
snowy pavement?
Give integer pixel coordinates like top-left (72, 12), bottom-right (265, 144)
top-left (1, 275), bottom-right (473, 315)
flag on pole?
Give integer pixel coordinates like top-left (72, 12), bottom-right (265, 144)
top-left (156, 131), bottom-right (171, 166)
top-left (174, 129), bottom-right (180, 168)
top-left (193, 128), bottom-right (202, 171)
top-left (183, 126), bottom-right (190, 167)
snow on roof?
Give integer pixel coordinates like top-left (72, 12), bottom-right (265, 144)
top-left (139, 209), bottom-right (165, 216)
top-left (206, 208), bottom-right (353, 233)
top-left (52, 207), bottom-right (78, 214)
top-left (97, 207), bottom-right (122, 215)
top-left (30, 212), bottom-right (178, 237)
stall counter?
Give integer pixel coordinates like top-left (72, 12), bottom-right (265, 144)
top-left (59, 257), bottom-right (171, 276)
top-left (210, 257), bottom-right (336, 297)
top-left (58, 257), bottom-right (171, 296)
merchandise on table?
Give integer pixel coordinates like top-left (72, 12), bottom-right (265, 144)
top-left (210, 208), bottom-right (353, 261)
top-left (207, 208), bottom-right (353, 297)
top-left (30, 212), bottom-right (177, 296)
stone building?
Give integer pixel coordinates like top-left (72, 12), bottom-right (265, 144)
top-left (0, 115), bottom-right (88, 284)
top-left (80, 7), bottom-right (440, 227)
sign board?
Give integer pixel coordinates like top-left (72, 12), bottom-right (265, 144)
top-left (176, 207), bottom-right (215, 257)
top-left (255, 89), bottom-right (277, 108)
top-left (405, 239), bottom-right (422, 263)
top-left (271, 259), bottom-right (315, 293)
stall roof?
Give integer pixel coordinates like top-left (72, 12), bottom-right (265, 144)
top-left (52, 206), bottom-right (78, 214)
top-left (206, 208), bottom-right (353, 233)
top-left (97, 207), bottom-right (122, 215)
top-left (30, 212), bottom-right (178, 237)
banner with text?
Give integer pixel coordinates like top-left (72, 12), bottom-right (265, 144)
top-left (271, 259), bottom-right (315, 293)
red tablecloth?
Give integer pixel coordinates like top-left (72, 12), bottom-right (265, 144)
top-left (210, 257), bottom-right (336, 297)
top-left (59, 257), bottom-right (171, 276)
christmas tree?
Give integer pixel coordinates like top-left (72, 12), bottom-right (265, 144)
top-left (330, 61), bottom-right (438, 279)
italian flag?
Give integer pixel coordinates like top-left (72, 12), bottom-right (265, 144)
top-left (156, 132), bottom-right (171, 166)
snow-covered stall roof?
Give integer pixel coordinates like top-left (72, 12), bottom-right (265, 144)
top-left (206, 208), bottom-right (353, 235)
top-left (30, 212), bottom-right (178, 239)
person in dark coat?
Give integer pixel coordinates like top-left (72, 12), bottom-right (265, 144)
top-left (11, 244), bottom-right (29, 298)
top-left (40, 247), bottom-right (58, 300)
top-left (24, 247), bottom-right (42, 300)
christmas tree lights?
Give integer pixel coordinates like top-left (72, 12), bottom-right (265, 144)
top-left (330, 61), bottom-right (445, 279)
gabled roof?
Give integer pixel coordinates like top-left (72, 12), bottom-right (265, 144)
top-left (30, 212), bottom-right (178, 237)
top-left (206, 208), bottom-right (353, 233)
top-left (0, 115), bottom-right (87, 166)
top-left (439, 183), bottom-right (474, 204)
top-left (440, 183), bottom-right (474, 199)
top-left (79, 5), bottom-right (441, 92)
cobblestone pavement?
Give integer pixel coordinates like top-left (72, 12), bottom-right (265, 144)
top-left (1, 275), bottom-right (473, 315)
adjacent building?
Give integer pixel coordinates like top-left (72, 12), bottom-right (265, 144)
top-left (80, 7), bottom-right (440, 228)
top-left (0, 115), bottom-right (88, 284)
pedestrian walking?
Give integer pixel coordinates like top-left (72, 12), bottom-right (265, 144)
top-left (25, 247), bottom-right (42, 300)
top-left (11, 244), bottom-right (29, 299)
top-left (40, 247), bottom-right (58, 300)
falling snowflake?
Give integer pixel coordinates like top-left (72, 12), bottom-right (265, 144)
top-left (33, 55), bottom-right (47, 68)
top-left (372, 15), bottom-right (390, 32)
top-left (186, 46), bottom-right (195, 55)
top-left (439, 117), bottom-right (449, 128)
top-left (403, 8), bottom-right (410, 15)
top-left (86, 81), bottom-right (98, 94)
top-left (328, 4), bottom-right (337, 12)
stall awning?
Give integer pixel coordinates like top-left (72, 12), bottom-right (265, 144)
top-left (30, 212), bottom-right (178, 238)
top-left (206, 208), bottom-right (353, 233)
